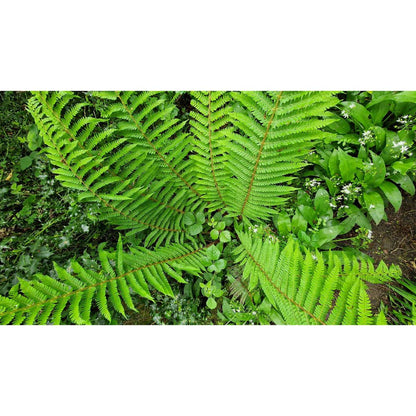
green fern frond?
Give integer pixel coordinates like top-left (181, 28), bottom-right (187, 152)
top-left (234, 229), bottom-right (399, 325)
top-left (0, 237), bottom-right (210, 325)
top-left (225, 91), bottom-right (339, 221)
top-left (189, 91), bottom-right (233, 210)
top-left (28, 91), bottom-right (202, 246)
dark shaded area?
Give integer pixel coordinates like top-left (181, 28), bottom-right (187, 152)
top-left (363, 193), bottom-right (416, 316)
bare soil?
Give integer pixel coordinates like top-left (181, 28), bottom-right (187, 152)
top-left (363, 193), bottom-right (416, 316)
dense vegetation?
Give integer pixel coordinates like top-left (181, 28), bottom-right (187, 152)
top-left (0, 91), bottom-right (415, 325)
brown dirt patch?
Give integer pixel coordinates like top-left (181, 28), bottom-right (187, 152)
top-left (363, 193), bottom-right (416, 316)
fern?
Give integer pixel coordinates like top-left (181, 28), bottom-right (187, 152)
top-left (190, 91), bottom-right (233, 209)
top-left (29, 91), bottom-right (200, 246)
top-left (0, 90), bottom-right (403, 325)
top-left (0, 236), bottom-right (209, 325)
top-left (234, 228), bottom-right (397, 325)
top-left (224, 91), bottom-right (339, 221)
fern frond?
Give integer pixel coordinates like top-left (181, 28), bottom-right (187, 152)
top-left (29, 91), bottom-right (201, 246)
top-left (225, 91), bottom-right (339, 221)
top-left (234, 229), bottom-right (398, 325)
top-left (190, 91), bottom-right (233, 210)
top-left (0, 237), bottom-right (210, 325)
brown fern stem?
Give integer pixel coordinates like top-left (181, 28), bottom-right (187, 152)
top-left (0, 243), bottom-right (215, 319)
top-left (208, 91), bottom-right (227, 207)
top-left (240, 91), bottom-right (284, 217)
top-left (245, 246), bottom-right (326, 325)
top-left (33, 117), bottom-right (184, 233)
top-left (37, 93), bottom-right (184, 215)
top-left (116, 92), bottom-right (201, 197)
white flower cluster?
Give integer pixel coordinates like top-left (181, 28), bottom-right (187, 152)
top-left (305, 178), bottom-right (321, 190)
top-left (396, 114), bottom-right (414, 129)
top-left (248, 225), bottom-right (259, 233)
top-left (341, 183), bottom-right (361, 196)
top-left (392, 140), bottom-right (411, 155)
top-left (358, 130), bottom-right (374, 146)
top-left (330, 182), bottom-right (362, 211)
top-left (81, 224), bottom-right (89, 232)
top-left (367, 230), bottom-right (373, 240)
top-left (341, 110), bottom-right (349, 118)
top-left (267, 234), bottom-right (277, 243)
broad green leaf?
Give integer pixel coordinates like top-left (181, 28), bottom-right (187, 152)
top-left (298, 205), bottom-right (317, 226)
top-left (369, 103), bottom-right (390, 126)
top-left (389, 173), bottom-right (415, 196)
top-left (311, 225), bottom-right (342, 248)
top-left (195, 212), bottom-right (205, 224)
top-left (292, 210), bottom-right (308, 233)
top-left (345, 204), bottom-right (372, 229)
top-left (183, 212), bottom-right (195, 225)
top-left (379, 181), bottom-right (402, 212)
top-left (391, 159), bottom-right (416, 175)
top-left (219, 230), bottom-right (231, 243)
top-left (340, 102), bottom-right (372, 129)
top-left (206, 245), bottom-right (221, 261)
top-left (364, 151), bottom-right (385, 188)
top-left (373, 126), bottom-right (386, 151)
top-left (314, 189), bottom-right (331, 216)
top-left (208, 259), bottom-right (227, 273)
top-left (394, 91), bottom-right (416, 103)
top-left (274, 211), bottom-right (291, 236)
top-left (207, 297), bottom-right (217, 309)
top-left (27, 125), bottom-right (42, 150)
top-left (210, 229), bottom-right (219, 240)
top-left (188, 223), bottom-right (203, 236)
top-left (20, 156), bottom-right (32, 170)
top-left (215, 221), bottom-right (226, 231)
top-left (363, 191), bottom-right (385, 224)
top-left (338, 149), bottom-right (362, 181)
top-left (328, 115), bottom-right (351, 134)
top-left (328, 150), bottom-right (339, 177)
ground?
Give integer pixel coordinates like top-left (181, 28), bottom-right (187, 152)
top-left (363, 193), bottom-right (416, 318)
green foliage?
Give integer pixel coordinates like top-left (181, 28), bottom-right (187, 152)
top-left (0, 236), bottom-right (208, 324)
top-left (234, 227), bottom-right (399, 325)
top-left (389, 279), bottom-right (416, 325)
top-left (1, 90), bottom-right (413, 325)
top-left (277, 91), bottom-right (416, 251)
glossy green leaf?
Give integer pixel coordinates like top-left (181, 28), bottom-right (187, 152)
top-left (210, 229), bottom-right (219, 240)
top-left (379, 181), bottom-right (402, 212)
top-left (195, 212), bottom-right (205, 224)
top-left (391, 159), bottom-right (416, 175)
top-left (314, 189), bottom-right (331, 216)
top-left (207, 297), bottom-right (217, 309)
top-left (206, 245), bottom-right (221, 261)
top-left (183, 212), bottom-right (195, 226)
top-left (274, 211), bottom-right (291, 236)
top-left (298, 205), bottom-right (317, 226)
top-left (364, 151), bottom-right (386, 188)
top-left (27, 125), bottom-right (42, 150)
top-left (219, 230), bottom-right (231, 243)
top-left (311, 225), bottom-right (342, 248)
top-left (345, 205), bottom-right (371, 229)
top-left (389, 173), bottom-right (415, 196)
top-left (291, 210), bottom-right (308, 233)
top-left (20, 156), bottom-right (32, 171)
top-left (188, 223), bottom-right (203, 236)
top-left (338, 149), bottom-right (362, 181)
top-left (363, 191), bottom-right (385, 224)
top-left (341, 102), bottom-right (372, 129)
